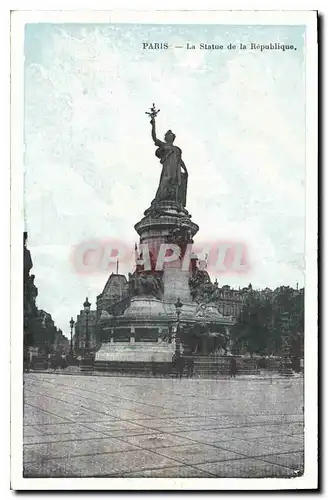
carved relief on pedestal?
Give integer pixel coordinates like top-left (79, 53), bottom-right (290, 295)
top-left (128, 271), bottom-right (164, 299)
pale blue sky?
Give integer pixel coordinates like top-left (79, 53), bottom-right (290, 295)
top-left (24, 23), bottom-right (305, 335)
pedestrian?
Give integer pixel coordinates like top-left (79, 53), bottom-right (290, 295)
top-left (229, 357), bottom-right (237, 378)
top-left (186, 356), bottom-right (194, 378)
top-left (172, 353), bottom-right (177, 376)
top-left (175, 353), bottom-right (184, 378)
top-left (178, 356), bottom-right (185, 378)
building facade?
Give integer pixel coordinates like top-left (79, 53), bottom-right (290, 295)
top-left (53, 329), bottom-right (70, 354)
top-left (24, 232), bottom-right (38, 348)
top-left (216, 285), bottom-right (244, 318)
top-left (74, 310), bottom-right (98, 349)
top-left (96, 274), bottom-right (129, 319)
top-left (24, 232), bottom-right (66, 356)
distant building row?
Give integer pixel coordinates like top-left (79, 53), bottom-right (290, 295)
top-left (23, 232), bottom-right (69, 355)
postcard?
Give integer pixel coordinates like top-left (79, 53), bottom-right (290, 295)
top-left (10, 9), bottom-right (318, 491)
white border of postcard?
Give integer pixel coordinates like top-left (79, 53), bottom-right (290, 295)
top-left (10, 8), bottom-right (318, 490)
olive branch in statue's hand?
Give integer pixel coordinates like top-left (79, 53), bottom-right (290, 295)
top-left (145, 103), bottom-right (160, 124)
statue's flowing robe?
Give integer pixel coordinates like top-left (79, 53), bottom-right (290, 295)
top-left (154, 144), bottom-right (187, 206)
top-left (178, 172), bottom-right (188, 207)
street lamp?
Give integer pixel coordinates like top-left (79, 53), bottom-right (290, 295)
top-left (69, 317), bottom-right (75, 355)
top-left (83, 297), bottom-right (91, 349)
top-left (174, 298), bottom-right (183, 353)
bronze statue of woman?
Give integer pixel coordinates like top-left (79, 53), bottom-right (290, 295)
top-left (149, 114), bottom-right (188, 207)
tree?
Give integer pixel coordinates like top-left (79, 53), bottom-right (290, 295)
top-left (231, 286), bottom-right (304, 356)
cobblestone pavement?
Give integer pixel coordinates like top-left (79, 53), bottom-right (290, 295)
top-left (23, 373), bottom-right (304, 478)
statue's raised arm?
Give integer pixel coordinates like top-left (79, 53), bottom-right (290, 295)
top-left (145, 104), bottom-right (164, 147)
top-left (150, 117), bottom-right (165, 147)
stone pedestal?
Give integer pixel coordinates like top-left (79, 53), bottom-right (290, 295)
top-left (163, 267), bottom-right (191, 303)
top-left (134, 200), bottom-right (199, 302)
top-left (95, 145), bottom-right (235, 372)
top-left (135, 203), bottom-right (198, 253)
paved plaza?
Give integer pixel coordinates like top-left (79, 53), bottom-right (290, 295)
top-left (23, 373), bottom-right (304, 478)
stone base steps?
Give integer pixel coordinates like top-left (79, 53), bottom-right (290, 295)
top-left (92, 355), bottom-right (298, 377)
top-left (192, 356), bottom-right (295, 376)
top-left (193, 365), bottom-right (255, 376)
top-left (28, 358), bottom-right (49, 371)
top-left (94, 360), bottom-right (173, 376)
top-left (25, 368), bottom-right (302, 380)
top-left (26, 354), bottom-right (301, 378)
